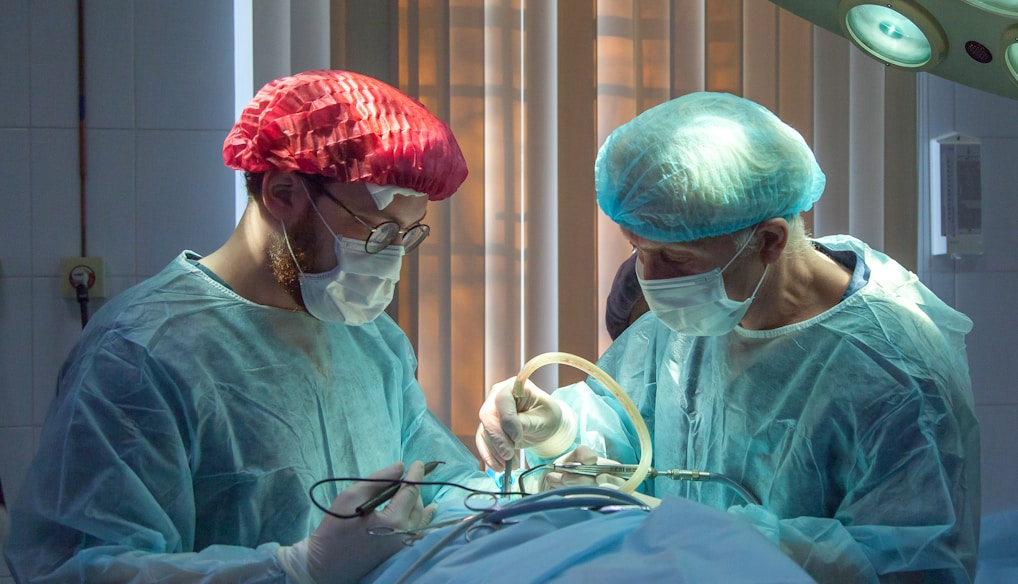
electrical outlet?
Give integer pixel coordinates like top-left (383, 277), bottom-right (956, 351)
top-left (60, 257), bottom-right (106, 299)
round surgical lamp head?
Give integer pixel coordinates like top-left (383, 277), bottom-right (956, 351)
top-left (1004, 26), bottom-right (1018, 88)
top-left (838, 0), bottom-right (948, 70)
top-left (961, 0), bottom-right (1018, 17)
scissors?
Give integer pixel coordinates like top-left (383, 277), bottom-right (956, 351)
top-left (368, 491), bottom-right (504, 545)
top-left (368, 514), bottom-right (480, 546)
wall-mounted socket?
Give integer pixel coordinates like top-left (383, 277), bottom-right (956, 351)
top-left (60, 256), bottom-right (106, 299)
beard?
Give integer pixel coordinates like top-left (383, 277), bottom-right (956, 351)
top-left (269, 208), bottom-right (322, 310)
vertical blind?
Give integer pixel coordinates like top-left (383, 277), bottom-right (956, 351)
top-left (325, 0), bottom-right (917, 448)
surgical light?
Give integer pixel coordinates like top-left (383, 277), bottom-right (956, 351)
top-left (1005, 27), bottom-right (1018, 87)
top-left (768, 0), bottom-right (1018, 101)
top-left (961, 0), bottom-right (1018, 17)
top-left (839, 1), bottom-right (946, 70)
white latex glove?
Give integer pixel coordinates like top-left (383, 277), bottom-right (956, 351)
top-left (542, 445), bottom-right (627, 491)
top-left (475, 377), bottom-right (577, 471)
top-left (277, 461), bottom-right (435, 584)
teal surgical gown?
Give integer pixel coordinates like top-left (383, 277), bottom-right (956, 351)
top-left (4, 252), bottom-right (489, 583)
top-left (532, 235), bottom-right (980, 583)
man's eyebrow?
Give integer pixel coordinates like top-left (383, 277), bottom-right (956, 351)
top-left (366, 206), bottom-right (427, 226)
top-left (394, 208), bottom-right (427, 226)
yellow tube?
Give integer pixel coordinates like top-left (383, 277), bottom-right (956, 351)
top-left (513, 352), bottom-right (653, 494)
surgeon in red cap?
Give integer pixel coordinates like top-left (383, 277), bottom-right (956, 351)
top-left (5, 70), bottom-right (491, 584)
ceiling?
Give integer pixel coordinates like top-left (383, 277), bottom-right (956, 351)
top-left (769, 0), bottom-right (1018, 101)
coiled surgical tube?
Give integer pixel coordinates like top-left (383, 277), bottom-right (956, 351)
top-left (510, 352), bottom-right (653, 494)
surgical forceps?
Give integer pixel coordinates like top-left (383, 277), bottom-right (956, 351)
top-left (550, 462), bottom-right (694, 480)
top-left (545, 463), bottom-right (762, 505)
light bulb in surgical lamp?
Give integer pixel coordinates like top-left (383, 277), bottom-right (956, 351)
top-left (878, 21), bottom-right (906, 41)
top-left (845, 5), bottom-right (930, 67)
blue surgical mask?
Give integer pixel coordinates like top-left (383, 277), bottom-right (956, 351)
top-left (282, 181), bottom-right (404, 325)
top-left (637, 232), bottom-right (767, 336)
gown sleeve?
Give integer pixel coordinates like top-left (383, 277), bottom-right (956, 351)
top-left (4, 332), bottom-right (290, 584)
top-left (726, 376), bottom-right (978, 583)
top-left (388, 327), bottom-right (495, 501)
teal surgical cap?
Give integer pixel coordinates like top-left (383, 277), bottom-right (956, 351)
top-left (595, 92), bottom-right (826, 243)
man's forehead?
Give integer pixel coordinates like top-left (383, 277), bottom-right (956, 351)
top-left (327, 180), bottom-right (372, 199)
top-left (621, 227), bottom-right (688, 248)
top-left (325, 181), bottom-right (428, 222)
top-left (620, 227), bottom-right (732, 254)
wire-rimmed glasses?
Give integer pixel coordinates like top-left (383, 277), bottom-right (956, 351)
top-left (322, 192), bottom-right (430, 254)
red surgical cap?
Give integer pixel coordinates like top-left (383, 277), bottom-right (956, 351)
top-left (223, 70), bottom-right (468, 201)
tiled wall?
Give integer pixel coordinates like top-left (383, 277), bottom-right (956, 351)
top-left (0, 1), bottom-right (237, 580)
top-left (922, 75), bottom-right (1018, 519)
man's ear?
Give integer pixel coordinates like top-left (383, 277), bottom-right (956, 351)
top-left (757, 218), bottom-right (789, 264)
top-left (261, 172), bottom-right (309, 222)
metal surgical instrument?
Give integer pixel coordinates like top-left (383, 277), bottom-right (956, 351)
top-left (548, 462), bottom-right (761, 505)
top-left (355, 460), bottom-right (444, 516)
top-left (368, 515), bottom-right (477, 545)
top-left (501, 352), bottom-right (655, 497)
top-left (392, 486), bottom-right (650, 584)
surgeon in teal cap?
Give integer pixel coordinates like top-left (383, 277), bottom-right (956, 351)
top-left (477, 92), bottom-right (980, 582)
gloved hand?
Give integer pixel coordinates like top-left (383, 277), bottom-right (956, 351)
top-left (541, 445), bottom-right (626, 491)
top-left (277, 461), bottom-right (435, 584)
top-left (475, 377), bottom-right (577, 471)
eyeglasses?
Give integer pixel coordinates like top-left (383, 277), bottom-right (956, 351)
top-left (321, 193), bottom-right (431, 254)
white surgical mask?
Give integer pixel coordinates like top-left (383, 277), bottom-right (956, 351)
top-left (638, 231), bottom-right (768, 336)
top-left (283, 182), bottom-right (404, 325)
